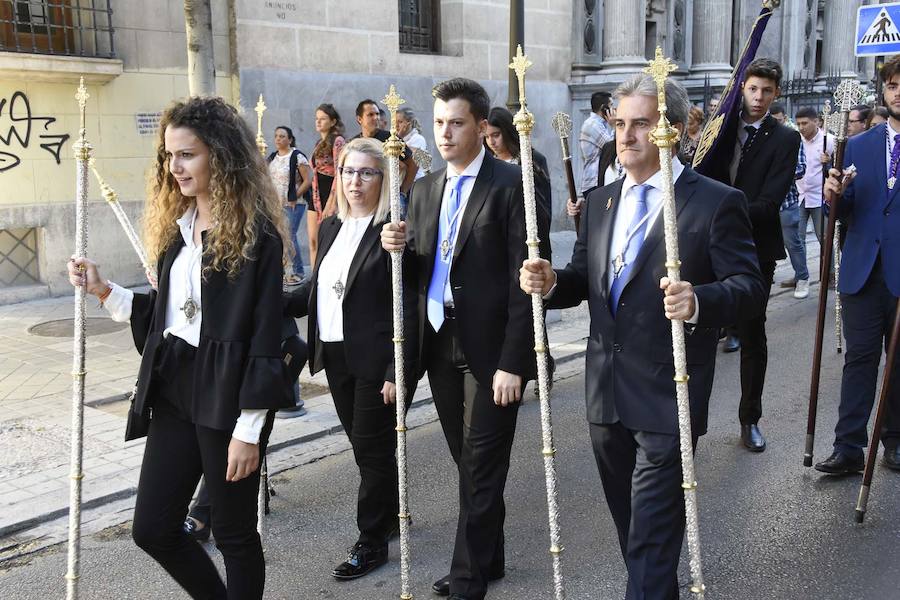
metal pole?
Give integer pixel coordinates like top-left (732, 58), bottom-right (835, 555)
top-left (66, 76), bottom-right (92, 600)
top-left (645, 48), bottom-right (706, 598)
top-left (382, 85), bottom-right (414, 600)
top-left (834, 224), bottom-right (843, 353)
top-left (505, 0), bottom-right (524, 112)
top-left (510, 46), bottom-right (566, 600)
top-left (550, 112), bottom-right (581, 234)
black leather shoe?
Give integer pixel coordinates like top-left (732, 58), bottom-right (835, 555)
top-left (331, 542), bottom-right (388, 580)
top-left (882, 446), bottom-right (900, 471)
top-left (741, 424), bottom-right (766, 452)
top-left (183, 517), bottom-right (210, 542)
top-left (432, 571), bottom-right (505, 596)
top-left (723, 335), bottom-right (741, 353)
top-left (814, 451), bottom-right (864, 475)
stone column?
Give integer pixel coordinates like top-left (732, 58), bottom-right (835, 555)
top-left (600, 0), bottom-right (645, 71)
top-left (691, 0), bottom-right (733, 76)
top-left (822, 0), bottom-right (862, 77)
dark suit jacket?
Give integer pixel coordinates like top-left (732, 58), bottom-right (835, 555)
top-left (406, 152), bottom-right (546, 386)
top-left (837, 123), bottom-right (900, 296)
top-left (129, 222), bottom-right (294, 432)
top-left (283, 215), bottom-right (417, 384)
top-left (705, 114), bottom-right (801, 263)
top-left (547, 167), bottom-right (766, 436)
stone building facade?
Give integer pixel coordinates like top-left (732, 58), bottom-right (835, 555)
top-left (0, 0), bottom-right (874, 302)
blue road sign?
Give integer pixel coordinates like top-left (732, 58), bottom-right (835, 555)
top-left (857, 3), bottom-right (900, 56)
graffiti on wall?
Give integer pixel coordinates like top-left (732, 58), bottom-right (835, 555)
top-left (0, 91), bottom-right (71, 173)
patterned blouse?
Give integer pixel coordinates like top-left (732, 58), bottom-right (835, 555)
top-left (311, 135), bottom-right (346, 217)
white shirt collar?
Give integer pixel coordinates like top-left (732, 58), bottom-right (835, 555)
top-left (621, 155), bottom-right (686, 195)
top-left (888, 119), bottom-right (900, 140)
top-left (176, 206), bottom-right (198, 248)
top-left (740, 111), bottom-right (768, 129)
top-left (447, 145), bottom-right (486, 179)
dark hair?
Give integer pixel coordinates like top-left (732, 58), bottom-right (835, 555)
top-left (868, 105), bottom-right (890, 128)
top-left (770, 103), bottom-right (785, 116)
top-left (851, 104), bottom-right (872, 121)
top-left (880, 55), bottom-right (900, 84)
top-left (590, 91), bottom-right (612, 115)
top-left (313, 103), bottom-right (344, 160)
top-left (356, 99), bottom-right (379, 118)
top-left (744, 58), bottom-right (783, 88)
top-left (432, 77), bottom-right (490, 122)
top-left (485, 106), bottom-right (521, 159)
top-left (274, 125), bottom-right (295, 147)
top-left (795, 106), bottom-right (818, 120)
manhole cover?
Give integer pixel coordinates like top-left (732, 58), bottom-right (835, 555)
top-left (28, 318), bottom-right (129, 338)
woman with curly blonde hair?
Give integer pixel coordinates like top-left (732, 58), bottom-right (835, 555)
top-left (67, 96), bottom-right (293, 599)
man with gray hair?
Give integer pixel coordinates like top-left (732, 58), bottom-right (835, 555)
top-left (520, 74), bottom-right (765, 598)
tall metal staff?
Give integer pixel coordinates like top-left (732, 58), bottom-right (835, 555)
top-left (382, 84), bottom-right (414, 600)
top-left (89, 161), bottom-right (151, 273)
top-left (821, 102), bottom-right (844, 353)
top-left (509, 46), bottom-right (566, 600)
top-left (644, 47), bottom-right (706, 598)
top-left (803, 79), bottom-right (863, 468)
top-left (855, 299), bottom-right (900, 522)
top-left (66, 77), bottom-right (91, 600)
top-left (410, 147), bottom-right (433, 175)
top-left (550, 112), bottom-right (581, 234)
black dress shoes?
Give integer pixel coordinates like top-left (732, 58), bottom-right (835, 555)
top-left (331, 542), bottom-right (388, 580)
top-left (741, 424), bottom-right (766, 452)
top-left (882, 446), bottom-right (900, 471)
top-left (432, 571), bottom-right (505, 596)
top-left (814, 451), bottom-right (864, 475)
top-left (723, 335), bottom-right (741, 353)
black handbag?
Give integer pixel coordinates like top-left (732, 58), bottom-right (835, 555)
top-left (124, 380), bottom-right (151, 441)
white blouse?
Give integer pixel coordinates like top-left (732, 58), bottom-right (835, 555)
top-left (103, 207), bottom-right (267, 444)
top-left (316, 213), bottom-right (375, 342)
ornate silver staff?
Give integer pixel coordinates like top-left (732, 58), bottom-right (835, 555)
top-left (255, 94), bottom-right (268, 157)
top-left (66, 77), bottom-right (91, 600)
top-left (822, 101), bottom-right (843, 353)
top-left (510, 45), bottom-right (566, 600)
top-left (410, 146), bottom-right (433, 175)
top-left (382, 84), bottom-right (414, 600)
top-left (549, 112), bottom-right (581, 233)
top-left (89, 161), bottom-right (151, 272)
top-left (644, 47), bottom-right (706, 598)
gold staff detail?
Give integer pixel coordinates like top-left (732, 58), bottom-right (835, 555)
top-left (381, 84), bottom-right (414, 600)
top-left (255, 94), bottom-right (268, 157)
top-left (643, 46), bottom-right (706, 599)
top-left (510, 44), bottom-right (567, 600)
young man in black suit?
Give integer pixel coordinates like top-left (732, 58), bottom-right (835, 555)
top-left (520, 74), bottom-right (766, 600)
top-left (708, 58), bottom-right (801, 452)
top-left (382, 78), bottom-right (545, 600)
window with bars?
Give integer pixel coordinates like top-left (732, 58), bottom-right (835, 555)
top-left (0, 0), bottom-right (115, 58)
top-left (399, 0), bottom-right (439, 54)
top-left (0, 228), bottom-right (41, 287)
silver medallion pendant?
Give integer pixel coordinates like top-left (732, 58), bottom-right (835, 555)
top-left (613, 253), bottom-right (625, 278)
top-left (333, 280), bottom-right (345, 299)
top-left (181, 297), bottom-right (199, 322)
top-left (890, 176), bottom-right (896, 190)
top-left (440, 239), bottom-right (451, 260)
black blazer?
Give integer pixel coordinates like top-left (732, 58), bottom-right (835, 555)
top-left (548, 168), bottom-right (766, 436)
top-left (706, 114), bottom-right (801, 262)
top-left (406, 152), bottom-right (548, 386)
top-left (283, 215), bottom-right (417, 384)
top-left (129, 222), bottom-right (294, 432)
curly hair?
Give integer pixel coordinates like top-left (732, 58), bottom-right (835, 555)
top-left (143, 96), bottom-right (288, 279)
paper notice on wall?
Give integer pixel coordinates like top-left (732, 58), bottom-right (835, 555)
top-left (135, 112), bottom-right (162, 136)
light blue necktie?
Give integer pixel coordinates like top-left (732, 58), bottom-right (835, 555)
top-left (609, 184), bottom-right (651, 316)
top-left (427, 175), bottom-right (471, 331)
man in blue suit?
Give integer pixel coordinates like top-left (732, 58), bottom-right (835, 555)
top-left (816, 56), bottom-right (900, 475)
top-left (520, 75), bottom-right (766, 599)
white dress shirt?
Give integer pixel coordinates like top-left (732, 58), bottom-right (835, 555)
top-left (403, 130), bottom-right (429, 180)
top-left (730, 112), bottom-right (768, 185)
top-left (316, 213), bottom-right (375, 341)
top-left (102, 207), bottom-right (267, 444)
top-left (441, 146), bottom-right (486, 305)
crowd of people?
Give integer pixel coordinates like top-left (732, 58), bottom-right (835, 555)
top-left (63, 51), bottom-right (899, 600)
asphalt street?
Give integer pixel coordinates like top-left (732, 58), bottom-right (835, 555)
top-left (2, 289), bottom-right (899, 599)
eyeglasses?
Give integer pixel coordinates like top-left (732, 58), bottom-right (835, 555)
top-left (339, 167), bottom-right (383, 182)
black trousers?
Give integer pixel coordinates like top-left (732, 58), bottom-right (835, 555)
top-left (834, 258), bottom-right (900, 458)
top-left (590, 422), bottom-right (696, 600)
top-left (737, 259), bottom-right (776, 425)
top-left (322, 341), bottom-right (400, 547)
top-left (426, 317), bottom-right (519, 600)
top-left (131, 343), bottom-right (273, 600)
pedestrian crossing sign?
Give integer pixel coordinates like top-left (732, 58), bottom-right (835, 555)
top-left (856, 3), bottom-right (900, 56)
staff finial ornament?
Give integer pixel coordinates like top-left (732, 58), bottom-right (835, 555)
top-left (381, 85), bottom-right (406, 160)
top-left (509, 44), bottom-right (533, 109)
top-left (643, 47), bottom-right (680, 150)
top-left (254, 94), bottom-right (267, 156)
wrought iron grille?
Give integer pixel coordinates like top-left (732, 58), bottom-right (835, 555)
top-left (0, 227), bottom-right (40, 286)
top-left (399, 0), bottom-right (438, 54)
top-left (0, 0), bottom-right (115, 58)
